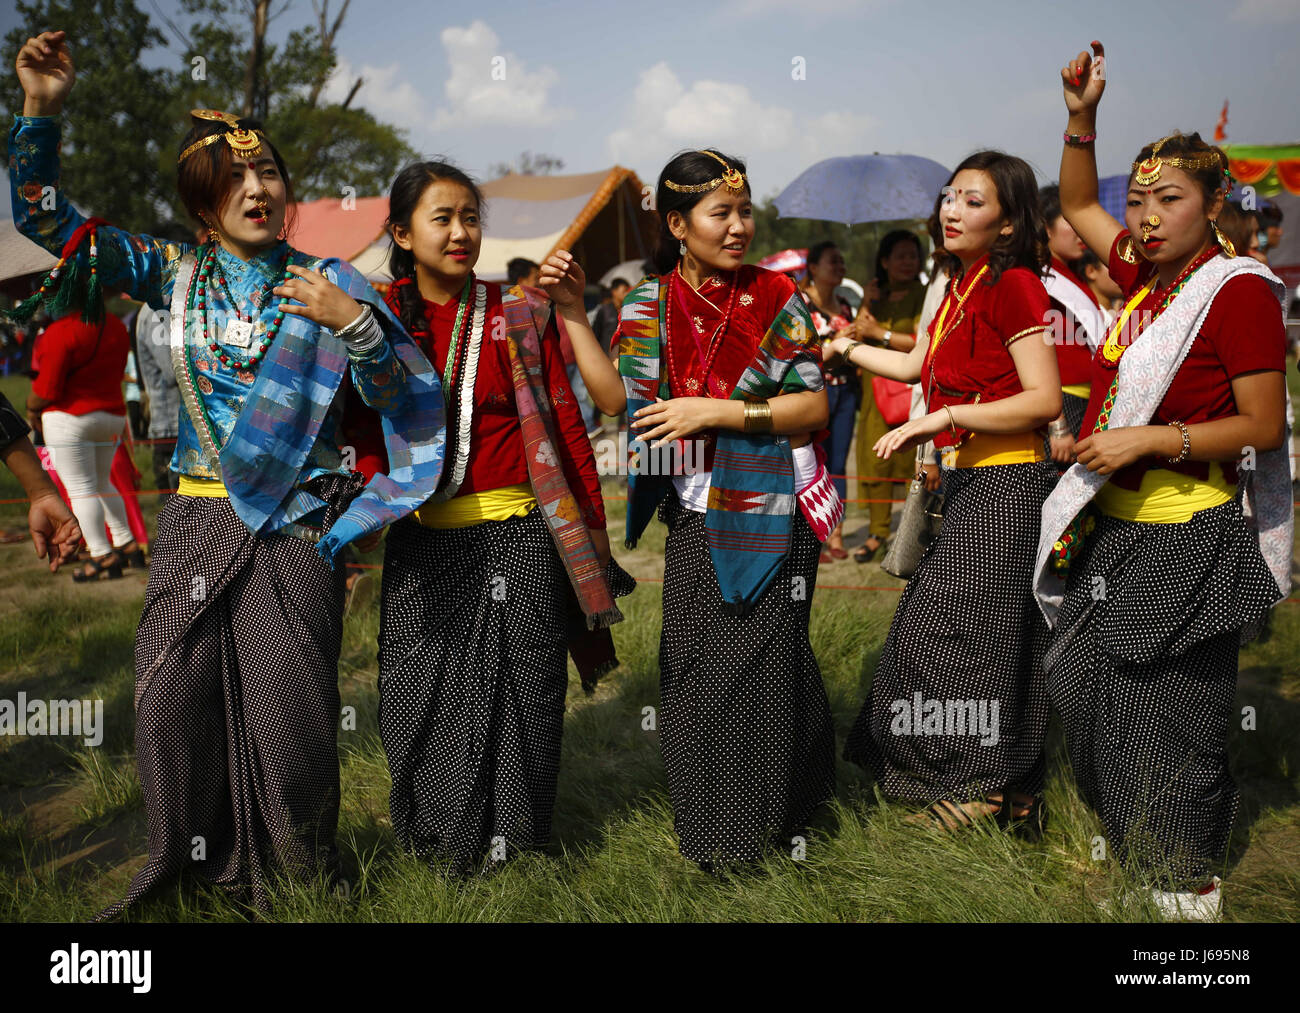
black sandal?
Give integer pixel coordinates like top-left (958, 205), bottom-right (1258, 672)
top-left (71, 553), bottom-right (124, 582)
top-left (119, 544), bottom-right (147, 570)
top-left (853, 537), bottom-right (883, 564)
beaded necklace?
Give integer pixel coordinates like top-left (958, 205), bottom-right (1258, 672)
top-left (195, 241), bottom-right (294, 371)
top-left (665, 267), bottom-right (740, 397)
top-left (1051, 241), bottom-right (1223, 573)
top-left (1090, 243), bottom-right (1221, 433)
top-left (430, 277), bottom-right (488, 502)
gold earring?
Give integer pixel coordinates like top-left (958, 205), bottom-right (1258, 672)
top-left (1210, 219), bottom-right (1236, 258)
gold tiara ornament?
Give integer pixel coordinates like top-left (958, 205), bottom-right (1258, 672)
top-left (664, 150), bottom-right (747, 195)
top-left (178, 109), bottom-right (268, 166)
top-left (1131, 135), bottom-right (1225, 188)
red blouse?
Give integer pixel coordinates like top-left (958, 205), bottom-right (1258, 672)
top-left (1077, 231), bottom-right (1286, 489)
top-left (1049, 255), bottom-right (1100, 387)
top-left (616, 264), bottom-right (817, 470)
top-left (421, 283), bottom-right (605, 529)
top-left (32, 312), bottom-right (130, 416)
top-left (921, 256), bottom-right (1051, 449)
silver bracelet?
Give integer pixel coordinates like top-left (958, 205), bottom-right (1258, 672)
top-left (1048, 420), bottom-right (1072, 438)
top-left (335, 303), bottom-right (384, 353)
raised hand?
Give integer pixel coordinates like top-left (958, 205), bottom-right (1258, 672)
top-left (538, 250), bottom-right (587, 308)
top-left (16, 30), bottom-right (75, 115)
top-left (1062, 40), bottom-right (1105, 115)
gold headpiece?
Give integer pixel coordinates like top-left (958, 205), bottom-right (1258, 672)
top-left (1131, 135), bottom-right (1225, 188)
top-left (178, 109), bottom-right (268, 166)
top-left (664, 150), bottom-right (747, 195)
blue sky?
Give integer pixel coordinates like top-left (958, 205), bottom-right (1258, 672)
top-left (6, 0), bottom-right (1299, 197)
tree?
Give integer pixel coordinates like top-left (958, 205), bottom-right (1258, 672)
top-left (488, 151), bottom-right (566, 179)
top-left (2, 0), bottom-right (175, 231)
top-left (164, 0), bottom-right (415, 206)
top-left (2, 0), bottom-right (417, 234)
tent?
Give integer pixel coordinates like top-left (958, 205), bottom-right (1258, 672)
top-left (0, 166), bottom-right (58, 290)
top-left (290, 167), bottom-right (658, 286)
top-left (1224, 143), bottom-right (1300, 197)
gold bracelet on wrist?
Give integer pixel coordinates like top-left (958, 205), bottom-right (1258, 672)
top-left (1166, 420), bottom-right (1191, 464)
top-left (743, 400), bottom-right (774, 434)
top-left (943, 405), bottom-right (957, 434)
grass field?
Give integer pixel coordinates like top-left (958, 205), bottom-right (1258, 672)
top-left (1, 370), bottom-right (1298, 923)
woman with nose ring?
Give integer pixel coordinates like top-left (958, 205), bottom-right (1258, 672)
top-left (611, 149), bottom-right (840, 870)
top-left (826, 150), bottom-right (1061, 837)
top-left (1036, 41), bottom-right (1290, 921)
top-left (12, 30), bottom-right (446, 919)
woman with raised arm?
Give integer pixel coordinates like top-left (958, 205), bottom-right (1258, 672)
top-left (827, 150), bottom-right (1061, 835)
top-left (377, 162), bottom-right (628, 873)
top-left (1035, 42), bottom-right (1290, 921)
top-left (613, 149), bottom-right (840, 870)
top-left (11, 31), bottom-right (445, 918)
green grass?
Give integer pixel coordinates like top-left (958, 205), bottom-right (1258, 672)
top-left (1, 370), bottom-right (1299, 922)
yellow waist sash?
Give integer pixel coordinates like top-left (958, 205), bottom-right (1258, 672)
top-left (1095, 462), bottom-right (1235, 523)
top-left (415, 483), bottom-right (537, 529)
top-left (1061, 383), bottom-right (1091, 399)
top-left (178, 475), bottom-right (229, 498)
top-left (942, 430), bottom-right (1045, 469)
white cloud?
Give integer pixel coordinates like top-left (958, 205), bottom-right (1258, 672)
top-left (430, 20), bottom-right (571, 128)
top-left (323, 57), bottom-right (429, 130)
top-left (606, 62), bottom-right (874, 184)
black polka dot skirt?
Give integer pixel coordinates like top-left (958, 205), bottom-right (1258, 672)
top-left (96, 474), bottom-right (360, 921)
top-left (657, 495), bottom-right (836, 867)
top-left (1044, 497), bottom-right (1282, 887)
top-left (377, 507), bottom-right (571, 872)
top-left (844, 462), bottom-right (1054, 803)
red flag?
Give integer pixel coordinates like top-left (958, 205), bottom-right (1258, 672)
top-left (1213, 100), bottom-right (1229, 143)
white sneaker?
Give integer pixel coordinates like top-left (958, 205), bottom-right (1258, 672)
top-left (1149, 876), bottom-right (1223, 922)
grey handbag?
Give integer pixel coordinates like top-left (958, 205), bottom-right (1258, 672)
top-left (880, 456), bottom-right (944, 580)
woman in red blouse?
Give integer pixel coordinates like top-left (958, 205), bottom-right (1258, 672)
top-left (826, 150), bottom-right (1061, 835)
top-left (612, 149), bottom-right (837, 870)
top-left (376, 161), bottom-right (625, 873)
top-left (26, 305), bottom-right (143, 579)
top-left (1037, 42), bottom-right (1290, 921)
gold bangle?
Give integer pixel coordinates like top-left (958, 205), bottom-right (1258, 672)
top-left (943, 405), bottom-right (957, 434)
top-left (1166, 420), bottom-right (1191, 463)
top-left (743, 400), bottom-right (774, 434)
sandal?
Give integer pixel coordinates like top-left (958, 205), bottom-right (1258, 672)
top-left (118, 542), bottom-right (148, 570)
top-left (853, 537), bottom-right (883, 564)
top-left (71, 553), bottom-right (124, 583)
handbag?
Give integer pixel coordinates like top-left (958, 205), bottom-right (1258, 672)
top-left (872, 375), bottom-right (913, 426)
top-left (880, 454), bottom-right (944, 579)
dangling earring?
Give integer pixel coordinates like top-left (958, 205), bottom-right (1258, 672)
top-left (1210, 219), bottom-right (1236, 258)
top-left (679, 240), bottom-right (687, 256)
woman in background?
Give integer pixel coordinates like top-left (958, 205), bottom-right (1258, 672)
top-left (799, 240), bottom-right (856, 561)
top-left (851, 230), bottom-right (925, 562)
